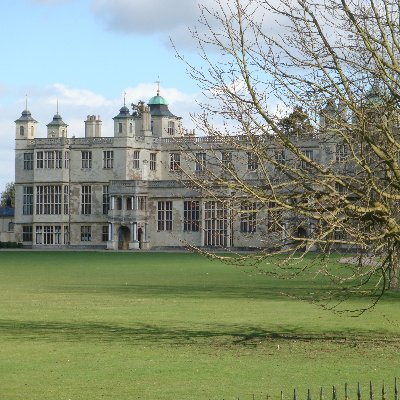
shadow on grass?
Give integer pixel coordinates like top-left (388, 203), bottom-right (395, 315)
top-left (48, 282), bottom-right (326, 300)
top-left (48, 282), bottom-right (400, 309)
top-left (0, 319), bottom-right (397, 346)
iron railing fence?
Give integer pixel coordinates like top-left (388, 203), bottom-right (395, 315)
top-left (222, 378), bottom-right (398, 400)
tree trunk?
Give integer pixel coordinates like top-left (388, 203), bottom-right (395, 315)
top-left (388, 250), bottom-right (399, 290)
top-left (389, 265), bottom-right (399, 289)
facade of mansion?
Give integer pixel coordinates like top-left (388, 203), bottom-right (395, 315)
top-left (14, 92), bottom-right (323, 250)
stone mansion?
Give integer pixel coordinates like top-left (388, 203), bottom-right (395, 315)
top-left (14, 91), bottom-right (325, 250)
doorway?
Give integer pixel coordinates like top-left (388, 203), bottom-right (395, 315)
top-left (138, 227), bottom-right (143, 249)
top-left (296, 226), bottom-right (307, 252)
top-left (118, 226), bottom-right (130, 250)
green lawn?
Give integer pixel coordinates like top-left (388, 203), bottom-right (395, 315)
top-left (0, 251), bottom-right (399, 400)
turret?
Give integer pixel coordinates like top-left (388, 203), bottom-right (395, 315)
top-left (147, 90), bottom-right (182, 137)
top-left (85, 115), bottom-right (102, 137)
top-left (113, 105), bottom-right (134, 137)
top-left (15, 109), bottom-right (37, 140)
top-left (47, 112), bottom-right (68, 138)
top-left (364, 84), bottom-right (385, 109)
top-left (319, 99), bottom-right (337, 130)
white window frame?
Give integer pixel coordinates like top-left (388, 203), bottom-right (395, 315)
top-left (81, 185), bottom-right (92, 215)
top-left (133, 151), bottom-right (140, 169)
top-left (80, 226), bottom-right (92, 242)
top-left (167, 121), bottom-right (175, 135)
top-left (195, 152), bottom-right (206, 172)
top-left (81, 151), bottom-right (92, 169)
top-left (36, 185), bottom-right (62, 215)
top-left (103, 151), bottom-right (114, 169)
top-left (150, 153), bottom-right (157, 171)
top-left (158, 201), bottom-right (173, 231)
top-left (169, 153), bottom-right (181, 171)
top-left (23, 153), bottom-right (34, 170)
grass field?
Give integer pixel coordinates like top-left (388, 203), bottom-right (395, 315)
top-left (0, 251), bottom-right (399, 400)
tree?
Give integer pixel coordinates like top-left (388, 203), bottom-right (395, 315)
top-left (176, 0), bottom-right (400, 309)
top-left (1, 182), bottom-right (15, 208)
top-left (278, 107), bottom-right (313, 138)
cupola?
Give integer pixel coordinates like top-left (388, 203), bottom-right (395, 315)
top-left (15, 106), bottom-right (37, 140)
top-left (47, 112), bottom-right (68, 138)
top-left (113, 96), bottom-right (135, 137)
top-left (147, 92), bottom-right (176, 118)
top-left (147, 86), bottom-right (182, 137)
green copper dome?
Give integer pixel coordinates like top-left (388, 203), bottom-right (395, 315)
top-left (148, 95), bottom-right (168, 106)
top-left (365, 84), bottom-right (385, 106)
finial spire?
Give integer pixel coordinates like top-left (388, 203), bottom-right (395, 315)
top-left (56, 99), bottom-right (59, 114)
top-left (124, 91), bottom-right (126, 106)
top-left (25, 94), bottom-right (28, 110)
top-left (156, 77), bottom-right (161, 96)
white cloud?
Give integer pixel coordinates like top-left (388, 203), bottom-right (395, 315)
top-left (48, 83), bottom-right (112, 108)
top-left (91, 0), bottom-right (249, 49)
top-left (90, 0), bottom-right (287, 50)
top-left (91, 0), bottom-right (199, 34)
top-left (125, 83), bottom-right (196, 106)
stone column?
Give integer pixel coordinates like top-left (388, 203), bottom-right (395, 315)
top-left (226, 215), bottom-right (231, 248)
top-left (108, 223), bottom-right (113, 241)
top-left (201, 201), bottom-right (205, 246)
top-left (121, 195), bottom-right (125, 220)
top-left (107, 222), bottom-right (117, 250)
top-left (129, 221), bottom-right (139, 250)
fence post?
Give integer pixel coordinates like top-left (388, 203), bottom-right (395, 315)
top-left (382, 381), bottom-right (386, 400)
top-left (332, 386), bottom-right (337, 400)
top-left (345, 382), bottom-right (349, 400)
top-left (370, 381), bottom-right (373, 400)
top-left (308, 388), bottom-right (311, 400)
top-left (395, 377), bottom-right (398, 400)
top-left (358, 382), bottom-right (361, 400)
top-left (320, 387), bottom-right (323, 400)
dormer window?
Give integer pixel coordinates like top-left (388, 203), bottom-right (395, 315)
top-left (20, 126), bottom-right (24, 136)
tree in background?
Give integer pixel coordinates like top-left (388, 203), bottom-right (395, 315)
top-left (176, 0), bottom-right (400, 308)
top-left (0, 182), bottom-right (15, 208)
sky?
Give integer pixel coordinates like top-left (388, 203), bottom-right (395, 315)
top-left (0, 0), bottom-right (214, 192)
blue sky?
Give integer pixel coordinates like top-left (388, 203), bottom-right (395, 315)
top-left (0, 0), bottom-right (209, 191)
